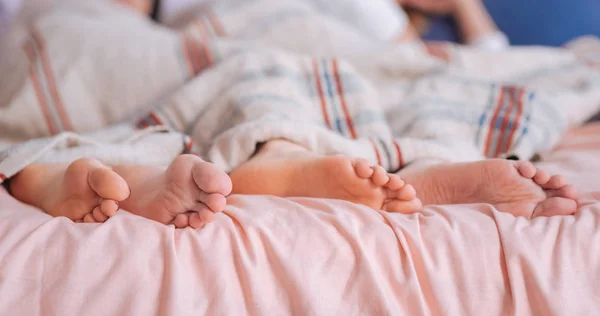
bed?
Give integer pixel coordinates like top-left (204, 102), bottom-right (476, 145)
top-left (1, 125), bottom-right (600, 316)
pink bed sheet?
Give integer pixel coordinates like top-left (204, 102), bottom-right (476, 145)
top-left (1, 124), bottom-right (600, 316)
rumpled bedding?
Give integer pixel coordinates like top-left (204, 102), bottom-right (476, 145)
top-left (1, 124), bottom-right (600, 315)
top-left (0, 0), bottom-right (599, 179)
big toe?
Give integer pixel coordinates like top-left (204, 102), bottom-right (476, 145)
top-left (383, 198), bottom-right (423, 214)
top-left (382, 175), bottom-right (421, 213)
top-left (516, 161), bottom-right (537, 179)
top-left (547, 184), bottom-right (579, 200)
top-left (370, 166), bottom-right (390, 187)
top-left (88, 166), bottom-right (130, 201)
top-left (192, 161), bottom-right (233, 196)
top-left (353, 159), bottom-right (374, 179)
top-left (533, 197), bottom-right (578, 217)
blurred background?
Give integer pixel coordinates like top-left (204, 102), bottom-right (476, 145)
top-left (1, 0), bottom-right (599, 46)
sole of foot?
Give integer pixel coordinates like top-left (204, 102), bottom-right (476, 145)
top-left (11, 158), bottom-right (131, 222)
top-left (400, 159), bottom-right (579, 218)
top-left (113, 155), bottom-right (233, 229)
top-left (230, 144), bottom-right (423, 214)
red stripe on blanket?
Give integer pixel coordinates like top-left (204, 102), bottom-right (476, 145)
top-left (493, 86), bottom-right (516, 158)
top-left (393, 140), bottom-right (405, 168)
top-left (312, 58), bottom-right (331, 129)
top-left (148, 112), bottom-right (164, 126)
top-left (23, 40), bottom-right (58, 135)
top-left (31, 27), bottom-right (73, 132)
top-left (136, 119), bottom-right (149, 129)
top-left (332, 59), bottom-right (357, 139)
top-left (183, 137), bottom-right (199, 155)
top-left (503, 88), bottom-right (526, 154)
top-left (207, 12), bottom-right (226, 36)
top-left (0, 174), bottom-right (6, 182)
top-left (184, 139), bottom-right (194, 153)
top-left (484, 87), bottom-right (505, 157)
top-left (369, 138), bottom-right (382, 166)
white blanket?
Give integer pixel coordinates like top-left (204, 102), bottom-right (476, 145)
top-left (0, 0), bottom-right (599, 182)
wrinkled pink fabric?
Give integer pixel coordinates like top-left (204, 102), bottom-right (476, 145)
top-left (1, 124), bottom-right (599, 316)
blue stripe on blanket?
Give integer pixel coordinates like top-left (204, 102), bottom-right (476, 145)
top-left (390, 98), bottom-right (483, 136)
top-left (321, 59), bottom-right (344, 134)
top-left (155, 107), bottom-right (180, 130)
top-left (352, 110), bottom-right (386, 127)
top-left (231, 92), bottom-right (386, 132)
top-left (237, 65), bottom-right (362, 99)
top-left (236, 94), bottom-right (303, 109)
top-left (34, 61), bottom-right (65, 132)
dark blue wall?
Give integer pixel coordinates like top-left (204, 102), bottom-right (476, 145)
top-left (422, 0), bottom-right (600, 47)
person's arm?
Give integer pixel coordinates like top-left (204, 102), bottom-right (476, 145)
top-left (452, 0), bottom-right (508, 49)
top-left (399, 0), bottom-right (509, 49)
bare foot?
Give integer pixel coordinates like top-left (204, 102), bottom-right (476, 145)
top-left (113, 155), bottom-right (233, 229)
top-left (400, 159), bottom-right (579, 218)
top-left (230, 141), bottom-right (423, 213)
top-left (10, 158), bottom-right (130, 222)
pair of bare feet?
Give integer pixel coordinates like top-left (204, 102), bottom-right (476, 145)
top-left (9, 140), bottom-right (579, 228)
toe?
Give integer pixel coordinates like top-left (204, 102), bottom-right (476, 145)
top-left (542, 175), bottom-right (567, 190)
top-left (516, 161), bottom-right (536, 179)
top-left (533, 197), bottom-right (578, 217)
top-left (197, 192), bottom-right (227, 213)
top-left (371, 166), bottom-right (389, 187)
top-left (353, 159), bottom-right (374, 179)
top-left (393, 184), bottom-right (417, 201)
top-left (198, 209), bottom-right (216, 223)
top-left (188, 212), bottom-right (206, 229)
top-left (384, 175), bottom-right (405, 191)
top-left (192, 161), bottom-right (233, 195)
top-left (532, 170), bottom-right (551, 185)
top-left (92, 206), bottom-right (108, 222)
top-left (191, 203), bottom-right (217, 222)
top-left (173, 213), bottom-right (190, 228)
top-left (89, 167), bottom-right (130, 201)
top-left (83, 213), bottom-right (96, 223)
top-left (547, 184), bottom-right (579, 200)
top-left (382, 198), bottom-right (423, 214)
top-left (100, 199), bottom-right (119, 217)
